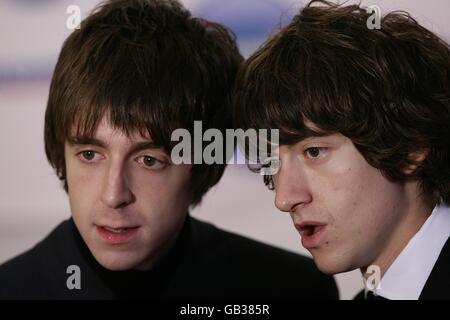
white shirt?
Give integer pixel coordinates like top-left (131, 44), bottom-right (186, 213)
top-left (366, 203), bottom-right (450, 300)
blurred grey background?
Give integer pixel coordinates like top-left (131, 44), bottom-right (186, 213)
top-left (1, 0), bottom-right (449, 300)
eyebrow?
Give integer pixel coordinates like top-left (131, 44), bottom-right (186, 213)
top-left (67, 136), bottom-right (164, 154)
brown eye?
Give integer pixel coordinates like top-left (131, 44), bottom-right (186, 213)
top-left (143, 156), bottom-right (157, 167)
top-left (306, 147), bottom-right (321, 158)
top-left (81, 151), bottom-right (95, 161)
top-left (305, 147), bottom-right (327, 159)
top-left (137, 155), bottom-right (167, 170)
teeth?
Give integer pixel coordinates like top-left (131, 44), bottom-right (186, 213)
top-left (104, 227), bottom-right (127, 233)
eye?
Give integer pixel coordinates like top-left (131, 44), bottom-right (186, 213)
top-left (137, 155), bottom-right (167, 170)
top-left (304, 147), bottom-right (327, 159)
top-left (78, 150), bottom-right (102, 163)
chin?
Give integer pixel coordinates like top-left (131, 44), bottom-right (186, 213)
top-left (312, 253), bottom-right (354, 275)
top-left (93, 250), bottom-right (143, 271)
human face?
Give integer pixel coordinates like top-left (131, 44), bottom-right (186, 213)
top-left (273, 133), bottom-right (417, 275)
top-left (64, 116), bottom-right (192, 271)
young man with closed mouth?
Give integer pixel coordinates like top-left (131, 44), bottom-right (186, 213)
top-left (234, 0), bottom-right (450, 300)
top-left (0, 0), bottom-right (337, 299)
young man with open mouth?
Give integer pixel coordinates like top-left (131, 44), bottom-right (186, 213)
top-left (234, 0), bottom-right (450, 300)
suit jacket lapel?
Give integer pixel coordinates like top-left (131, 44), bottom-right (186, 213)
top-left (419, 236), bottom-right (450, 300)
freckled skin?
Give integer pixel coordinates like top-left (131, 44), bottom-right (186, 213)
top-left (65, 117), bottom-right (193, 271)
top-left (273, 133), bottom-right (433, 276)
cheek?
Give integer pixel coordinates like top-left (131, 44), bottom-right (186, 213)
top-left (309, 160), bottom-right (372, 233)
top-left (133, 167), bottom-right (192, 212)
top-left (318, 156), bottom-right (388, 211)
top-left (319, 161), bottom-right (403, 252)
top-left (66, 162), bottom-right (102, 217)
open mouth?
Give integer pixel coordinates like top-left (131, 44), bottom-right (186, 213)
top-left (295, 222), bottom-right (327, 248)
top-left (298, 225), bottom-right (319, 237)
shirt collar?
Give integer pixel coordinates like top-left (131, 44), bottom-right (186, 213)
top-left (371, 203), bottom-right (450, 300)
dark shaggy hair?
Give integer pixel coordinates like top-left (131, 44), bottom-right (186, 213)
top-left (45, 0), bottom-right (243, 206)
top-left (234, 0), bottom-right (450, 205)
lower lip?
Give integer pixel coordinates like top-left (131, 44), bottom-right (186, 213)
top-left (96, 226), bottom-right (139, 244)
top-left (300, 225), bottom-right (326, 249)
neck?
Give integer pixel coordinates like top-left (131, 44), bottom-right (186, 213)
top-left (361, 186), bottom-right (437, 280)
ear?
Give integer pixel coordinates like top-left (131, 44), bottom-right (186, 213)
top-left (402, 148), bottom-right (430, 175)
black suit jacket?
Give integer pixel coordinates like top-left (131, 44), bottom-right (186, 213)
top-left (419, 236), bottom-right (450, 300)
top-left (354, 236), bottom-right (450, 300)
top-left (0, 216), bottom-right (338, 300)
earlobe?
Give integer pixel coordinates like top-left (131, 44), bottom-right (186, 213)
top-left (403, 148), bottom-right (430, 175)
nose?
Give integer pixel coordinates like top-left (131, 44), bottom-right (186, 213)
top-left (101, 160), bottom-right (134, 209)
top-left (274, 161), bottom-right (312, 213)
